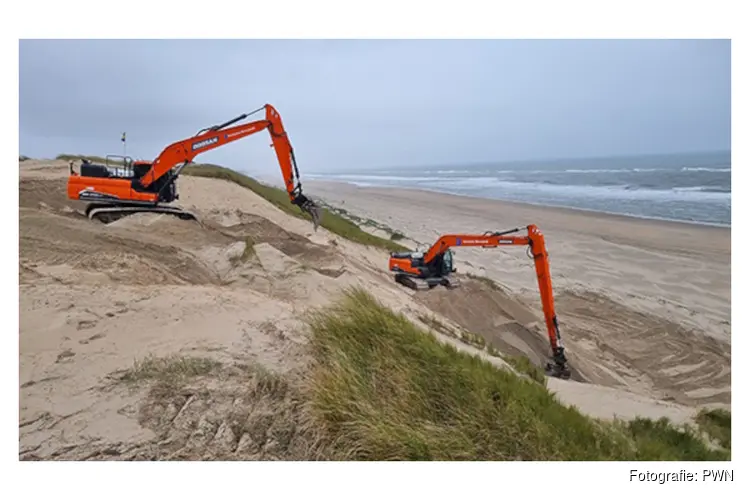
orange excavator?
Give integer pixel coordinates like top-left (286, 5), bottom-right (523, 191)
top-left (66, 104), bottom-right (322, 228)
top-left (388, 224), bottom-right (571, 379)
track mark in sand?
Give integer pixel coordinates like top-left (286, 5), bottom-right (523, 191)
top-left (21, 376), bottom-right (62, 389)
top-left (56, 349), bottom-right (76, 363)
top-left (79, 333), bottom-right (106, 345)
top-left (20, 412), bottom-right (53, 429)
top-left (315, 267), bottom-right (347, 278)
top-left (77, 319), bottom-right (97, 330)
top-left (556, 291), bottom-right (731, 406)
top-left (19, 444), bottom-right (43, 459)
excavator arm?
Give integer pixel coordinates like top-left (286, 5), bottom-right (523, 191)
top-left (137, 104), bottom-right (321, 228)
top-left (390, 224), bottom-right (571, 379)
top-left (421, 229), bottom-right (530, 264)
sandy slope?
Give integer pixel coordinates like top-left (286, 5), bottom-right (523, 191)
top-left (18, 160), bottom-right (728, 460)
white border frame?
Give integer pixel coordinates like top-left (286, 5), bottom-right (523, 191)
top-left (6, 1), bottom-right (745, 497)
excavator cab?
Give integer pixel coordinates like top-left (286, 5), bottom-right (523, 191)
top-left (442, 249), bottom-right (456, 275)
top-left (388, 248), bottom-right (460, 290)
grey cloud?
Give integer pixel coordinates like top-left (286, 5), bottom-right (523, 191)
top-left (20, 39), bottom-right (730, 175)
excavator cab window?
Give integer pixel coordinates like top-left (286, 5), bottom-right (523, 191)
top-left (443, 250), bottom-right (456, 274)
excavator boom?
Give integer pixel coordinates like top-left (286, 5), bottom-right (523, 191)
top-left (67, 104), bottom-right (321, 228)
top-left (388, 224), bottom-right (571, 379)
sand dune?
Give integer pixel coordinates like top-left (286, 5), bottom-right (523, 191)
top-left (19, 160), bottom-right (729, 459)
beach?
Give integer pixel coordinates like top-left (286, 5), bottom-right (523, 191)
top-left (304, 151), bottom-right (732, 227)
top-left (307, 179), bottom-right (731, 403)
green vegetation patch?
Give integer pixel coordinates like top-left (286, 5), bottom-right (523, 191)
top-left (119, 354), bottom-right (221, 385)
top-left (695, 407), bottom-right (731, 450)
top-left (303, 287), bottom-right (730, 461)
top-left (502, 354), bottom-right (547, 386)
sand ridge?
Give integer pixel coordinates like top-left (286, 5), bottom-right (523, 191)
top-left (19, 160), bottom-right (728, 459)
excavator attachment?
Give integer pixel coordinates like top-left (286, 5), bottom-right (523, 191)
top-left (545, 347), bottom-right (572, 380)
top-left (545, 360), bottom-right (572, 380)
top-left (292, 193), bottom-right (323, 231)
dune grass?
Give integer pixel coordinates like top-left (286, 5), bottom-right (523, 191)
top-left (695, 407), bottom-right (731, 450)
top-left (303, 287), bottom-right (730, 461)
top-left (317, 202), bottom-right (408, 241)
top-left (119, 354), bottom-right (221, 384)
top-left (183, 164), bottom-right (409, 252)
top-left (502, 354), bottom-right (547, 386)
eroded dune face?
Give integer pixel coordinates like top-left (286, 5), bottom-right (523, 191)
top-left (18, 161), bottom-right (726, 460)
top-left (416, 281), bottom-right (730, 406)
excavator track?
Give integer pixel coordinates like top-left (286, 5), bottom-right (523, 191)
top-left (394, 273), bottom-right (461, 291)
top-left (441, 275), bottom-right (461, 288)
top-left (394, 274), bottom-right (431, 290)
top-left (86, 204), bottom-right (198, 224)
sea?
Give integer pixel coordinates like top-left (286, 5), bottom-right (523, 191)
top-left (308, 151), bottom-right (731, 227)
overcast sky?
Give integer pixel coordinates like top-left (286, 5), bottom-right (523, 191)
top-left (19, 39), bottom-right (730, 175)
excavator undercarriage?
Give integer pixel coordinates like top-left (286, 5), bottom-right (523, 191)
top-left (393, 270), bottom-right (461, 290)
top-left (84, 202), bottom-right (199, 224)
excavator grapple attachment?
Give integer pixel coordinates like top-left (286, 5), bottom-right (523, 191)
top-left (293, 194), bottom-right (323, 231)
top-left (544, 348), bottom-right (572, 380)
top-left (545, 360), bottom-right (572, 380)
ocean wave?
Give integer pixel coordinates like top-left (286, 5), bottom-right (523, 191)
top-left (316, 174), bottom-right (730, 204)
top-left (673, 186), bottom-right (731, 193)
top-left (562, 168), bottom-right (663, 173)
top-left (307, 173), bottom-right (440, 183)
top-left (499, 181), bottom-right (729, 202)
top-left (314, 165), bottom-right (730, 180)
top-left (681, 167), bottom-right (731, 172)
